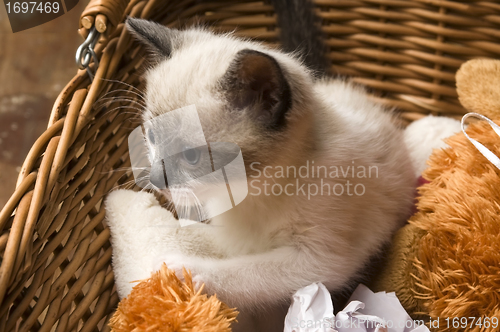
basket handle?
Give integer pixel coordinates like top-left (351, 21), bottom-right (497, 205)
top-left (79, 0), bottom-right (130, 37)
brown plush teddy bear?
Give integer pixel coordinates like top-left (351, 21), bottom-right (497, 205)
top-left (372, 59), bottom-right (500, 331)
top-left (109, 264), bottom-right (238, 332)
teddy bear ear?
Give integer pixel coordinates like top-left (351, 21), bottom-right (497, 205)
top-left (456, 59), bottom-right (500, 119)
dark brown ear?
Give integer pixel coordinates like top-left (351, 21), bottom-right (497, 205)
top-left (222, 49), bottom-right (292, 129)
top-left (125, 18), bottom-right (180, 58)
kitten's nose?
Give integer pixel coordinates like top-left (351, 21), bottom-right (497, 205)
top-left (149, 161), bottom-right (168, 189)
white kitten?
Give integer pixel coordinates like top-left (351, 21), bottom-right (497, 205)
top-left (105, 18), bottom-right (417, 331)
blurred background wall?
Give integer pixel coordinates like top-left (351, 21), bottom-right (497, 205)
top-left (0, 0), bottom-right (89, 207)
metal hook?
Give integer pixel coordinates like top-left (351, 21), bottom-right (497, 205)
top-left (76, 27), bottom-right (101, 81)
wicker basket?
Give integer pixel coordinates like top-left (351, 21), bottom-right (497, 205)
top-left (1, 0), bottom-right (499, 331)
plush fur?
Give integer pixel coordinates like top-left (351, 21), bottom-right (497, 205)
top-left (109, 263), bottom-right (238, 332)
top-left (456, 59), bottom-right (500, 119)
top-left (373, 59), bottom-right (500, 331)
top-left (411, 120), bottom-right (500, 326)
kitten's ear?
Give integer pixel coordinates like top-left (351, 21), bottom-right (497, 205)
top-left (125, 18), bottom-right (179, 58)
top-left (223, 49), bottom-right (292, 129)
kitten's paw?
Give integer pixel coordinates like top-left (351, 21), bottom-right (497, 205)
top-left (191, 274), bottom-right (206, 291)
top-left (106, 189), bottom-right (178, 230)
top-left (155, 254), bottom-right (191, 280)
top-left (105, 189), bottom-right (133, 213)
top-left (155, 254), bottom-right (205, 290)
top-left (105, 189), bottom-right (158, 217)
top-left (107, 189), bottom-right (159, 209)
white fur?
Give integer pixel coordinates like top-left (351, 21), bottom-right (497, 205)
top-left (106, 27), bottom-right (422, 331)
top-left (404, 115), bottom-right (462, 176)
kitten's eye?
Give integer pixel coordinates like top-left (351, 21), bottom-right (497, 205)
top-left (182, 147), bottom-right (201, 165)
top-left (147, 129), bottom-right (155, 144)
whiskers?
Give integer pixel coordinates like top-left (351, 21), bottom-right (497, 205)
top-left (93, 79), bottom-right (208, 224)
top-left (98, 78), bottom-right (145, 98)
top-left (169, 187), bottom-right (207, 223)
top-left (94, 78), bottom-right (148, 189)
top-left (92, 78), bottom-right (147, 123)
top-left (105, 165), bottom-right (151, 192)
top-left (106, 165), bottom-right (208, 224)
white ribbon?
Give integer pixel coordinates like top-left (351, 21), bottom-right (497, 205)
top-left (461, 112), bottom-right (500, 171)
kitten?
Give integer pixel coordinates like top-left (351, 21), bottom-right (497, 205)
top-left (105, 18), bottom-right (416, 331)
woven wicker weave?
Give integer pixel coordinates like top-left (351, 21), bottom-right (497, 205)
top-left (0, 1), bottom-right (499, 331)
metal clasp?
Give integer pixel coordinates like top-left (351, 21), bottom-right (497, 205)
top-left (76, 27), bottom-right (101, 81)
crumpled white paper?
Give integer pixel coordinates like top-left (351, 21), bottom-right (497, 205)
top-left (284, 283), bottom-right (430, 332)
top-left (284, 283), bottom-right (336, 332)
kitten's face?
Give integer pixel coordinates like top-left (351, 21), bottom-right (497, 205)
top-left (126, 18), bottom-right (315, 210)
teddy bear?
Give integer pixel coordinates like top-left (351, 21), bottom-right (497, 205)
top-left (372, 58), bottom-right (500, 331)
top-left (109, 263), bottom-right (238, 332)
